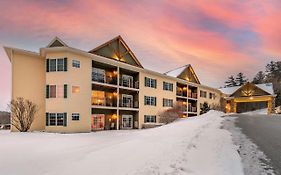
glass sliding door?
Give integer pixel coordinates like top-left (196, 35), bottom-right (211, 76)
top-left (122, 115), bottom-right (133, 129)
top-left (91, 114), bottom-right (105, 131)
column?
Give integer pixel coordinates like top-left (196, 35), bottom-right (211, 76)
top-left (268, 99), bottom-right (272, 114)
top-left (116, 66), bottom-right (120, 130)
top-left (233, 101), bottom-right (237, 113)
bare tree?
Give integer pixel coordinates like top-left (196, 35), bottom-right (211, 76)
top-left (159, 103), bottom-right (184, 124)
top-left (8, 97), bottom-right (38, 132)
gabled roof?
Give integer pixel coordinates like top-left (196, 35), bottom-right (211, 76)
top-left (3, 46), bottom-right (40, 61)
top-left (164, 64), bottom-right (200, 84)
top-left (165, 65), bottom-right (190, 77)
top-left (89, 35), bottom-right (143, 68)
top-left (47, 37), bottom-right (68, 47)
top-left (219, 83), bottom-right (274, 96)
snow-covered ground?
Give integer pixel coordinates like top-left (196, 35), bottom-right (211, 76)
top-left (0, 111), bottom-right (243, 175)
top-left (242, 108), bottom-right (268, 115)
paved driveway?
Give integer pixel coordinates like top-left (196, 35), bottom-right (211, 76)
top-left (233, 114), bottom-right (281, 175)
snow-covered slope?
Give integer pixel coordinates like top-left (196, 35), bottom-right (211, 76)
top-left (0, 111), bottom-right (243, 175)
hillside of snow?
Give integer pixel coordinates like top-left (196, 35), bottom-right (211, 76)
top-left (0, 111), bottom-right (243, 175)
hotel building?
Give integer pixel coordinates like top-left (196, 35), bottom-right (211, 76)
top-left (5, 36), bottom-right (274, 133)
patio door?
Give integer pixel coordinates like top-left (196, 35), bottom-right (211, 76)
top-left (92, 114), bottom-right (105, 131)
top-left (122, 115), bottom-right (133, 129)
top-left (122, 94), bottom-right (133, 108)
top-left (122, 75), bottom-right (133, 88)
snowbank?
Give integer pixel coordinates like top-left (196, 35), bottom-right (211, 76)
top-left (0, 110), bottom-right (243, 175)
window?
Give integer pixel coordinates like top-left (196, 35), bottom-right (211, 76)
top-left (46, 84), bottom-right (67, 98)
top-left (56, 113), bottom-right (64, 126)
top-left (144, 115), bottom-right (156, 123)
top-left (122, 75), bottom-right (133, 88)
top-left (72, 113), bottom-right (80, 121)
top-left (163, 98), bottom-right (173, 107)
top-left (200, 90), bottom-right (207, 98)
top-left (145, 77), bottom-right (157, 88)
top-left (144, 96), bottom-right (156, 106)
top-left (92, 68), bottom-right (105, 83)
top-left (50, 85), bottom-right (56, 98)
top-left (49, 59), bottom-right (57, 72)
top-left (163, 82), bottom-right (173, 91)
top-left (57, 58), bottom-right (64, 71)
top-left (49, 113), bottom-right (56, 126)
top-left (72, 60), bottom-right (80, 68)
top-left (209, 93), bottom-right (216, 100)
top-left (72, 86), bottom-right (80, 93)
top-left (46, 113), bottom-right (67, 126)
top-left (47, 58), bottom-right (67, 72)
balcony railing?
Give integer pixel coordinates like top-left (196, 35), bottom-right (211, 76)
top-left (188, 92), bottom-right (197, 99)
top-left (92, 97), bottom-right (117, 107)
top-left (119, 100), bottom-right (139, 108)
top-left (188, 107), bottom-right (197, 113)
top-left (179, 105), bottom-right (187, 112)
top-left (176, 91), bottom-right (187, 97)
top-left (119, 80), bottom-right (139, 89)
top-left (92, 73), bottom-right (117, 85)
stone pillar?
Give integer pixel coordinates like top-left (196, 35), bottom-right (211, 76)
top-left (268, 98), bottom-right (273, 114)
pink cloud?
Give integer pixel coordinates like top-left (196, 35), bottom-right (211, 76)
top-left (0, 0), bottom-right (281, 109)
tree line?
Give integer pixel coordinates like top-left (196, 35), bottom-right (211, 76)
top-left (224, 61), bottom-right (281, 106)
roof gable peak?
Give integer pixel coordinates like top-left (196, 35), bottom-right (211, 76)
top-left (89, 35), bottom-right (143, 68)
top-left (47, 37), bottom-right (68, 48)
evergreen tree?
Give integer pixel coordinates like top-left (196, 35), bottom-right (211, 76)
top-left (224, 75), bottom-right (237, 87)
top-left (252, 71), bottom-right (265, 84)
top-left (235, 72), bottom-right (247, 86)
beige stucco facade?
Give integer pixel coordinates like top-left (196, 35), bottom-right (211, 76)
top-left (5, 36), bottom-right (223, 133)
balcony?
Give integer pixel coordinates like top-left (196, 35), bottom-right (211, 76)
top-left (92, 97), bottom-right (117, 107)
top-left (188, 92), bottom-right (197, 99)
top-left (119, 79), bottom-right (139, 89)
top-left (188, 105), bottom-right (197, 113)
top-left (180, 105), bottom-right (187, 112)
top-left (119, 100), bottom-right (139, 109)
top-left (177, 91), bottom-right (187, 97)
top-left (92, 73), bottom-right (117, 85)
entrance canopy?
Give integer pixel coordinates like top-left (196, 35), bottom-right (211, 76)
top-left (220, 83), bottom-right (276, 114)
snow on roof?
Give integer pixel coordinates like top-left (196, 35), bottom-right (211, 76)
top-left (219, 83), bottom-right (274, 95)
top-left (256, 83), bottom-right (274, 95)
top-left (164, 64), bottom-right (190, 77)
top-left (219, 86), bottom-right (240, 95)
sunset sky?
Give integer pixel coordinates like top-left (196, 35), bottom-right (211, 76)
top-left (0, 0), bottom-right (281, 110)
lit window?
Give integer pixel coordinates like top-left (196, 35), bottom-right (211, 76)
top-left (72, 86), bottom-right (80, 93)
top-left (72, 60), bottom-right (80, 68)
top-left (72, 113), bottom-right (80, 121)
